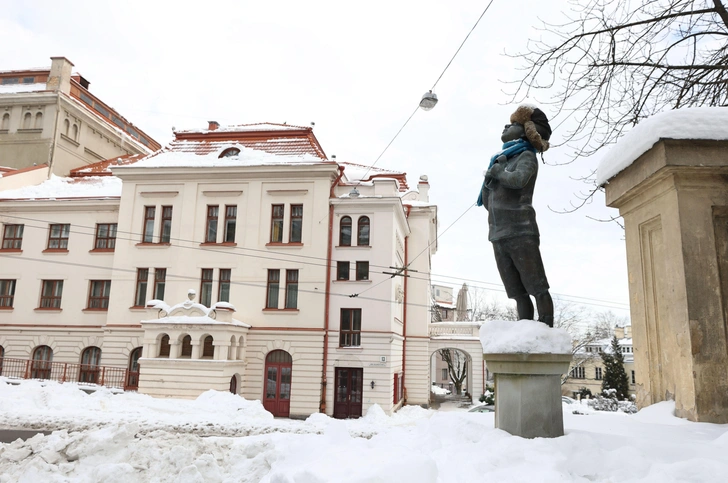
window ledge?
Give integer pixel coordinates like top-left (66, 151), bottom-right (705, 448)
top-left (200, 242), bottom-right (237, 247)
top-left (129, 306), bottom-right (146, 311)
top-left (262, 308), bottom-right (300, 313)
top-left (0, 248), bottom-right (22, 253)
top-left (17, 128), bottom-right (42, 133)
top-left (337, 346), bottom-right (363, 350)
top-left (335, 245), bottom-right (371, 249)
top-left (42, 248), bottom-right (69, 254)
top-left (265, 242), bottom-right (303, 248)
top-left (333, 279), bottom-right (372, 283)
top-left (89, 248), bottom-right (115, 253)
top-left (82, 308), bottom-right (109, 312)
top-left (60, 134), bottom-right (80, 147)
top-left (0, 307), bottom-right (14, 311)
top-left (35, 307), bottom-right (62, 312)
top-left (135, 242), bottom-right (171, 248)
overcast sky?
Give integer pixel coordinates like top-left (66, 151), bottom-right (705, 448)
top-left (1, 0), bottom-right (631, 316)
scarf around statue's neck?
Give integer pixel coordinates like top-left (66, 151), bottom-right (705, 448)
top-left (476, 138), bottom-right (537, 207)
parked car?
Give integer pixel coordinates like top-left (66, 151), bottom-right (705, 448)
top-left (562, 396), bottom-right (576, 404)
top-left (468, 405), bottom-right (495, 413)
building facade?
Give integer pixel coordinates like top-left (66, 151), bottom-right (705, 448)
top-left (0, 121), bottom-right (441, 418)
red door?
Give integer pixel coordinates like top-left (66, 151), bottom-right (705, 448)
top-left (333, 367), bottom-right (363, 419)
top-left (263, 350), bottom-right (292, 417)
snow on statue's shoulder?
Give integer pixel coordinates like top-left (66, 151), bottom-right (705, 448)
top-left (480, 319), bottom-right (571, 354)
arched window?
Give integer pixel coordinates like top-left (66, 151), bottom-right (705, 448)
top-left (79, 346), bottom-right (101, 383)
top-left (180, 335), bottom-right (192, 358)
top-left (1, 113), bottom-right (9, 130)
top-left (219, 147), bottom-right (240, 158)
top-left (126, 347), bottom-right (142, 390)
top-left (31, 345), bottom-right (53, 379)
top-left (339, 216), bottom-right (352, 246)
top-left (228, 335), bottom-right (236, 360)
top-left (229, 375), bottom-right (238, 394)
top-left (71, 124), bottom-right (78, 141)
top-left (23, 112), bottom-right (32, 129)
top-left (202, 336), bottom-right (214, 358)
top-left (159, 334), bottom-right (170, 358)
top-left (34, 112), bottom-right (43, 129)
top-left (64, 119), bottom-right (70, 136)
top-left (357, 216), bottom-right (370, 246)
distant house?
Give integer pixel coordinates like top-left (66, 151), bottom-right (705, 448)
top-left (562, 325), bottom-right (636, 399)
top-left (0, 120), bottom-right (442, 419)
top-left (0, 56), bottom-right (159, 176)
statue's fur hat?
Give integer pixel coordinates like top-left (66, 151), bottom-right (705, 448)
top-left (510, 105), bottom-right (552, 152)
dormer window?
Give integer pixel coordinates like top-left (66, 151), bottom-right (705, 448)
top-left (219, 147), bottom-right (240, 158)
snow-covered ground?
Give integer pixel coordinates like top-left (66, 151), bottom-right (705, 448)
top-left (1, 378), bottom-right (727, 482)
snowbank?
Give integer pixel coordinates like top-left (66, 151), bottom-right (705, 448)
top-left (479, 319), bottom-right (572, 354)
top-left (0, 175), bottom-right (121, 199)
top-left (596, 107), bottom-right (728, 185)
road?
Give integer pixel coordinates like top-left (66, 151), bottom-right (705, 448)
top-left (0, 429), bottom-right (52, 443)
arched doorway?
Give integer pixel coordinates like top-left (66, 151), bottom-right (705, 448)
top-left (79, 346), bottom-right (101, 383)
top-left (229, 374), bottom-right (238, 394)
top-left (31, 345), bottom-right (53, 379)
top-left (126, 347), bottom-right (142, 390)
top-left (263, 350), bottom-right (292, 417)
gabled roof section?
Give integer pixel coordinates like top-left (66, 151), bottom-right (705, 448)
top-left (70, 154), bottom-right (147, 177)
top-left (338, 161), bottom-right (409, 191)
top-left (171, 123), bottom-right (327, 160)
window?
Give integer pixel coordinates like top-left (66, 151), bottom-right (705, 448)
top-left (2, 224), bottom-right (23, 250)
top-left (159, 334), bottom-right (170, 357)
top-left (219, 147), bottom-right (240, 158)
top-left (34, 112), bottom-right (43, 129)
top-left (71, 124), bottom-right (78, 141)
top-left (31, 345), bottom-right (53, 379)
top-left (631, 370), bottom-right (635, 384)
top-left (142, 206), bottom-right (155, 243)
top-left (340, 308), bottom-right (362, 347)
top-left (395, 372), bottom-right (404, 404)
top-left (271, 205), bottom-right (284, 243)
top-left (219, 269), bottom-right (231, 303)
top-left (224, 206), bottom-right (237, 243)
top-left (339, 216), bottom-right (352, 246)
top-left (87, 280), bottom-right (111, 309)
top-left (181, 335), bottom-right (192, 358)
top-left (441, 368), bottom-right (448, 380)
top-left (79, 347), bottom-right (101, 383)
top-left (0, 279), bottom-right (16, 308)
top-left (135, 269), bottom-right (149, 306)
top-left (1, 113), bottom-right (9, 130)
top-left (154, 268), bottom-right (166, 300)
top-left (39, 280), bottom-right (63, 309)
top-left (356, 261), bottom-right (369, 281)
top-left (200, 269), bottom-right (214, 307)
top-left (202, 336), bottom-right (214, 358)
top-left (357, 216), bottom-right (370, 246)
top-left (571, 366), bottom-right (585, 379)
top-left (47, 224), bottom-right (70, 249)
top-left (266, 269), bottom-right (280, 308)
top-left (64, 119), bottom-right (70, 136)
top-left (285, 270), bottom-right (298, 309)
top-left (595, 367), bottom-right (603, 380)
top-left (160, 206), bottom-right (173, 243)
top-left (94, 223), bottom-right (117, 250)
top-left (23, 112), bottom-right (31, 129)
top-left (337, 261), bottom-right (350, 281)
top-left (205, 205), bottom-right (219, 243)
top-left (289, 204), bottom-right (303, 243)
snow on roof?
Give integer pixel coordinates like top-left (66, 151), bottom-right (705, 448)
top-left (339, 161), bottom-right (409, 190)
top-left (0, 174), bottom-right (121, 200)
top-left (0, 83), bottom-right (49, 94)
top-left (596, 107), bottom-right (728, 185)
top-left (175, 122), bottom-right (312, 134)
top-left (70, 154), bottom-right (147, 176)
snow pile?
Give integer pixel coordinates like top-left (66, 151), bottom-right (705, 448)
top-left (596, 107), bottom-right (728, 185)
top-left (480, 319), bottom-right (572, 354)
top-left (0, 82), bottom-right (47, 94)
top-left (430, 385), bottom-right (451, 396)
top-left (0, 175), bottom-right (121, 200)
top-left (2, 380), bottom-right (728, 482)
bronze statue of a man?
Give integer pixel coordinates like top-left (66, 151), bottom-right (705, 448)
top-left (477, 105), bottom-right (554, 327)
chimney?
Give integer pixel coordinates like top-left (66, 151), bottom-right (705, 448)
top-left (46, 57), bottom-right (74, 95)
top-left (614, 326), bottom-right (625, 339)
top-left (418, 175), bottom-right (430, 202)
top-left (208, 121), bottom-right (220, 131)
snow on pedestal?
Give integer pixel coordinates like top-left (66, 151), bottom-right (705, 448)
top-left (480, 320), bottom-right (573, 439)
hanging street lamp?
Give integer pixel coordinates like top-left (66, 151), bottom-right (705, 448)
top-left (419, 90), bottom-right (438, 111)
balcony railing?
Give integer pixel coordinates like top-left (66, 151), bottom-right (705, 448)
top-left (429, 322), bottom-right (481, 338)
top-left (0, 357), bottom-right (139, 391)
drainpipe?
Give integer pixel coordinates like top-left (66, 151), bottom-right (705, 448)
top-left (402, 205), bottom-right (411, 402)
top-left (320, 165), bottom-right (345, 413)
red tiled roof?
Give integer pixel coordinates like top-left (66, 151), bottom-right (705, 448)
top-left (70, 154), bottom-right (147, 177)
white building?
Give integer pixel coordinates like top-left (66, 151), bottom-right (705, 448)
top-left (0, 121), bottom-right (457, 418)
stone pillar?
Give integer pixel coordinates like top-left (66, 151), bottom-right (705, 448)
top-left (190, 342), bottom-right (201, 360)
top-left (483, 353), bottom-right (572, 438)
top-left (604, 138), bottom-right (728, 423)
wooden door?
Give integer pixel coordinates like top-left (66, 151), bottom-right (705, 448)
top-left (333, 367), bottom-right (363, 419)
top-left (263, 350), bottom-right (292, 417)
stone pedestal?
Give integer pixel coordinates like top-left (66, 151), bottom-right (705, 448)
top-left (484, 352), bottom-right (572, 438)
top-left (604, 137), bottom-right (728, 423)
